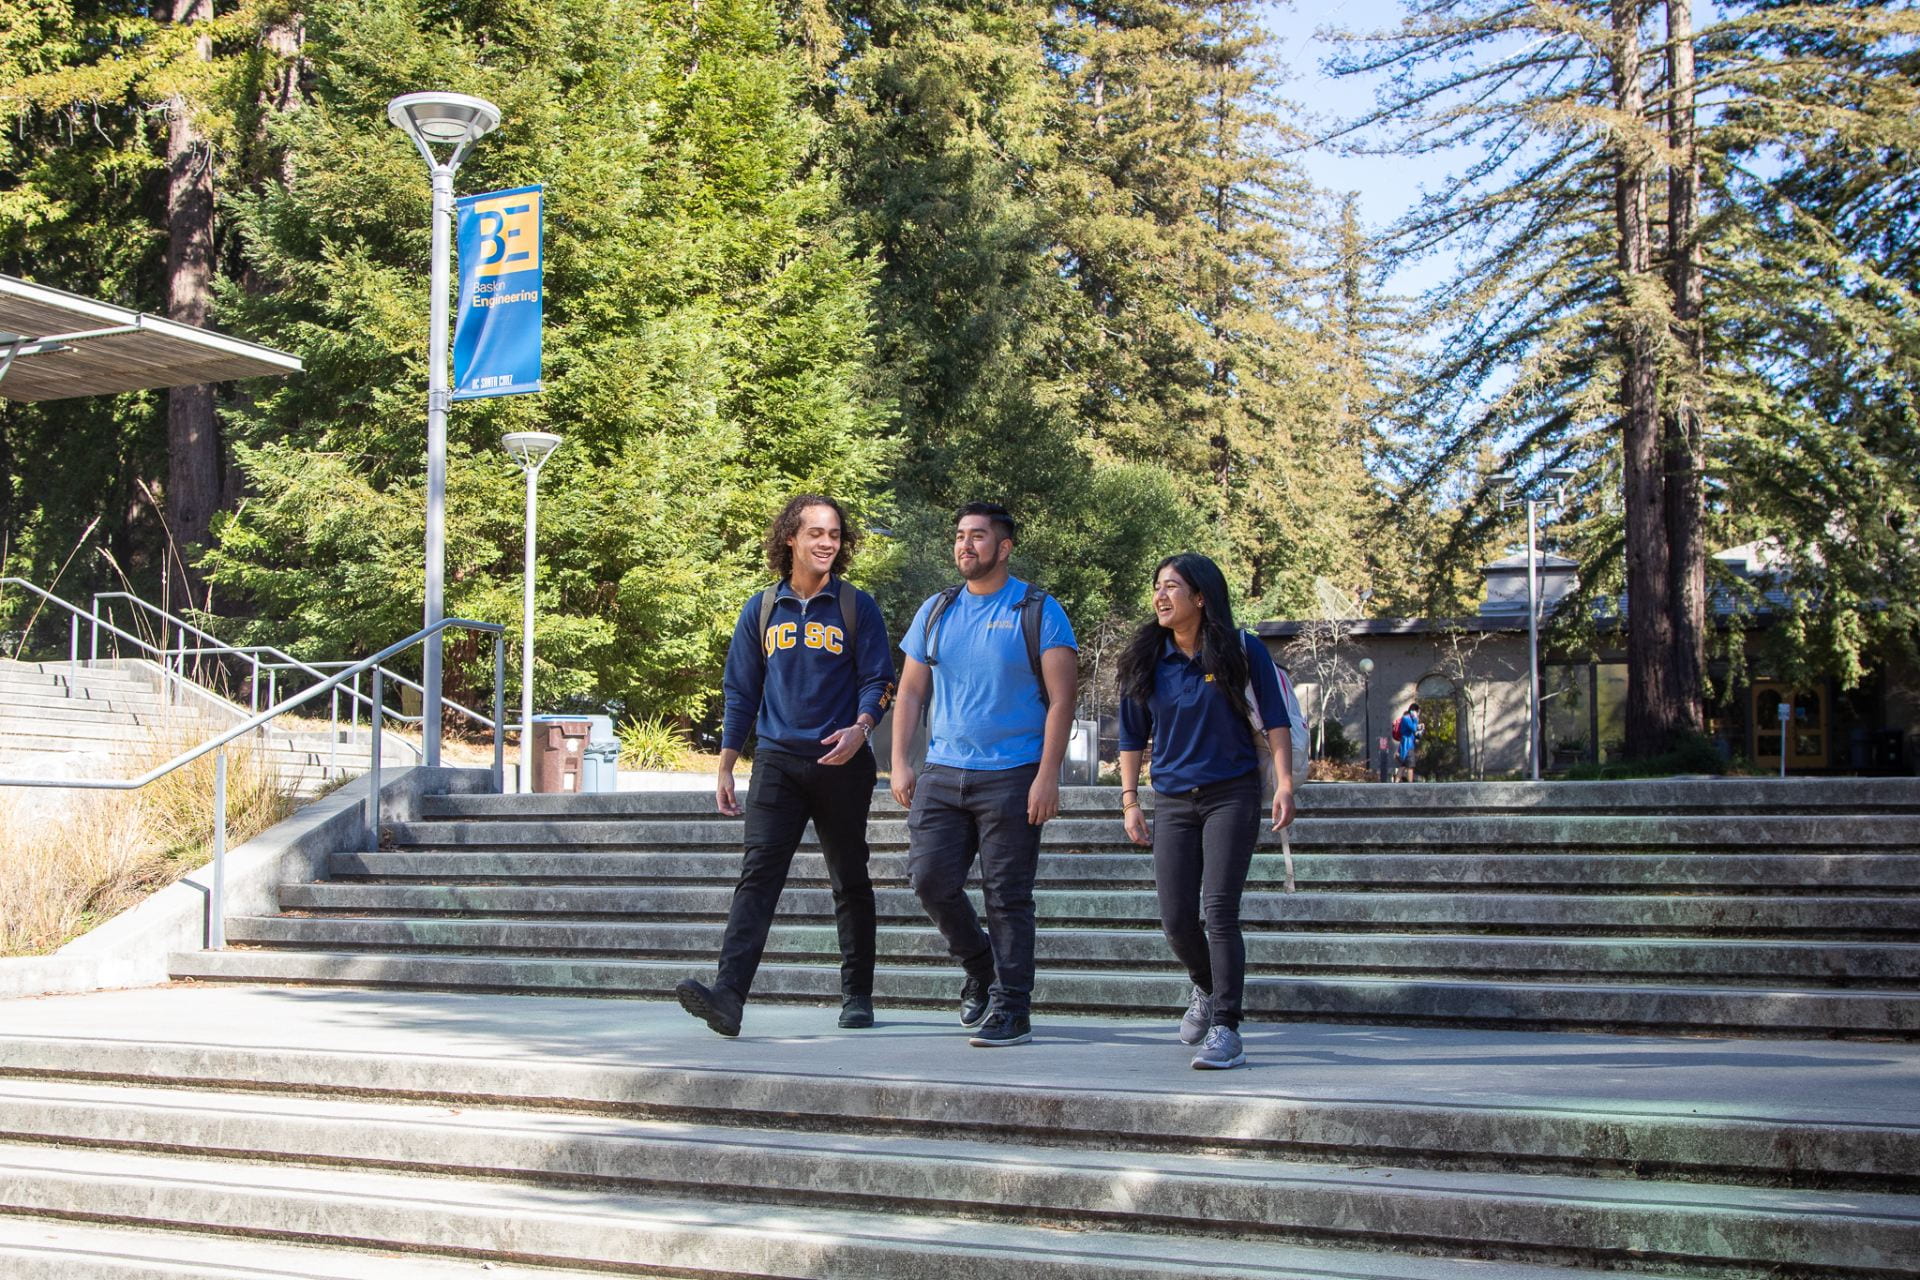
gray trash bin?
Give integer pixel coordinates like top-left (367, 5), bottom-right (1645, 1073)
top-left (581, 713), bottom-right (621, 793)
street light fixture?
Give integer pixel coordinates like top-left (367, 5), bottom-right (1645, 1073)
top-left (388, 90), bottom-right (502, 768)
top-left (503, 431), bottom-right (562, 794)
top-left (1358, 657), bottom-right (1375, 778)
top-left (1494, 466), bottom-right (1578, 781)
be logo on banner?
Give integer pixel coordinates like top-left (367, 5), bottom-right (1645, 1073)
top-left (453, 184), bottom-right (544, 400)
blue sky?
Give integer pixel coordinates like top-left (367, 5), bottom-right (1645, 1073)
top-left (1267, 0), bottom-right (1465, 295)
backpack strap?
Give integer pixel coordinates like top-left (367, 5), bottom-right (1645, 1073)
top-left (755, 583), bottom-right (781, 657)
top-left (834, 576), bottom-right (858, 657)
top-left (1018, 585), bottom-right (1050, 708)
top-left (920, 585), bottom-right (965, 667)
top-left (924, 583), bottom-right (1052, 706)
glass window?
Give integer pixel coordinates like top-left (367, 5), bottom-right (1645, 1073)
top-left (1595, 664), bottom-right (1628, 763)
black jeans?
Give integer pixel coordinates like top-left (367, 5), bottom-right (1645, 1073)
top-left (906, 762), bottom-right (1043, 1017)
top-left (715, 748), bottom-right (877, 1000)
top-left (1152, 769), bottom-right (1262, 1029)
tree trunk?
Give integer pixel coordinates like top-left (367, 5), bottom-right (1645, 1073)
top-left (1613, 0), bottom-right (1677, 758)
top-left (1664, 0), bottom-right (1707, 738)
top-left (163, 0), bottom-right (219, 612)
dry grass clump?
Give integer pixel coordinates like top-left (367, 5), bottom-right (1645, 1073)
top-left (0, 728), bottom-right (295, 956)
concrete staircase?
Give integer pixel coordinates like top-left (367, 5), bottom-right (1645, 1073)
top-left (0, 658), bottom-right (386, 797)
top-left (0, 985), bottom-right (1915, 1278)
top-left (173, 778), bottom-right (1920, 1038)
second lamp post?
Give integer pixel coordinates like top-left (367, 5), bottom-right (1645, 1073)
top-left (504, 431), bottom-right (562, 792)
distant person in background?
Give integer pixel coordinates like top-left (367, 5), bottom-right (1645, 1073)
top-left (676, 495), bottom-right (893, 1038)
top-left (1115, 553), bottom-right (1295, 1071)
top-left (1394, 701), bottom-right (1422, 782)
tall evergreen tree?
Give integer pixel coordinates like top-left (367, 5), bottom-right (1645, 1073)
top-left (1332, 0), bottom-right (1916, 755)
top-left (202, 0), bottom-right (891, 719)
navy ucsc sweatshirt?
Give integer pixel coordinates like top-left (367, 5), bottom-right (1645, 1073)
top-left (720, 578), bottom-right (894, 758)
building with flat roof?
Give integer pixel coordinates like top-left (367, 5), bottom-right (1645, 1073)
top-left (1256, 548), bottom-right (1915, 779)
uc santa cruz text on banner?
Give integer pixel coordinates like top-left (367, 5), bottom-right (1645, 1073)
top-left (453, 184), bottom-right (544, 400)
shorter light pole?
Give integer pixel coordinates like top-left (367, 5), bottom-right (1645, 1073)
top-left (1494, 466), bottom-right (1577, 781)
top-left (503, 431), bottom-right (562, 793)
top-left (1358, 657), bottom-right (1375, 775)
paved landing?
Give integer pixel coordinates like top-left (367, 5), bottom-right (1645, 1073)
top-left (5, 983), bottom-right (1917, 1129)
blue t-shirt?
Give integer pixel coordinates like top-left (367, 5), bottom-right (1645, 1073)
top-left (1117, 631), bottom-right (1290, 794)
top-left (1396, 713), bottom-right (1419, 762)
top-left (901, 577), bottom-right (1077, 770)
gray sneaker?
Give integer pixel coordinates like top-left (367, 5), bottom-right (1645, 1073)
top-left (1178, 985), bottom-right (1213, 1045)
top-left (1191, 1024), bottom-right (1245, 1070)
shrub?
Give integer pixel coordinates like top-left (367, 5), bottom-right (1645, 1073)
top-left (1317, 718), bottom-right (1357, 762)
top-left (1561, 733), bottom-right (1730, 781)
top-left (1, 728), bottom-right (294, 956)
top-left (618, 716), bottom-right (690, 771)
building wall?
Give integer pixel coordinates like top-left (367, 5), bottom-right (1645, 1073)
top-left (1266, 631), bottom-right (1534, 778)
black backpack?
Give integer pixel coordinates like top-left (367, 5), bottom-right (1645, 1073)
top-left (754, 577), bottom-right (858, 661)
top-left (921, 583), bottom-right (1050, 707)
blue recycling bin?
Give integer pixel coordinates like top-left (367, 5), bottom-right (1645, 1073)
top-left (581, 714), bottom-right (620, 794)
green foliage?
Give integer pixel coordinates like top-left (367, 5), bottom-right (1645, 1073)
top-left (1562, 733), bottom-right (1729, 781)
top-left (616, 714), bottom-right (691, 770)
top-left (204, 0), bottom-right (890, 719)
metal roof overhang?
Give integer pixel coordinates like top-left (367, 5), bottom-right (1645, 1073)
top-left (0, 274), bottom-right (302, 402)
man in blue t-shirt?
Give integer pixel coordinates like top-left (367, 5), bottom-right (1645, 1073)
top-left (890, 502), bottom-right (1078, 1048)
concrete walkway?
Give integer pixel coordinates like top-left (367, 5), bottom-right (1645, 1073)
top-left (7, 983), bottom-right (1917, 1129)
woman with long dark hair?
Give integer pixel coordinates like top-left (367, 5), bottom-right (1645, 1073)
top-left (1116, 553), bottom-right (1295, 1069)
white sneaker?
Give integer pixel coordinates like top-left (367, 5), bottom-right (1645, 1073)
top-left (1191, 1024), bottom-right (1245, 1070)
top-left (1178, 985), bottom-right (1212, 1045)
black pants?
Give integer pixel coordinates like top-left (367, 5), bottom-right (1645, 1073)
top-left (1152, 769), bottom-right (1262, 1030)
top-left (906, 762), bottom-right (1043, 1017)
top-left (715, 748), bottom-right (877, 1000)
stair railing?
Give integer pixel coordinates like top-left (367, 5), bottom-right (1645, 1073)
top-left (0, 613), bottom-right (506, 950)
top-left (3, 578), bottom-right (255, 726)
top-left (90, 592), bottom-right (499, 740)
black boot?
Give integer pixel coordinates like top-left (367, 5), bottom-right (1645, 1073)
top-left (676, 978), bottom-right (744, 1037)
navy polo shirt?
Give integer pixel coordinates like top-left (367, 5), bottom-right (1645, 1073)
top-left (1117, 631), bottom-right (1290, 793)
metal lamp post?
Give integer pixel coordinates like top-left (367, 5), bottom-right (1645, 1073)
top-left (1494, 467), bottom-right (1578, 781)
top-left (388, 91), bottom-right (502, 767)
top-left (1358, 657), bottom-right (1375, 777)
top-left (503, 431), bottom-right (562, 793)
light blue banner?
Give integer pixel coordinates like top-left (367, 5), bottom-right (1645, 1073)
top-left (452, 184), bottom-right (544, 400)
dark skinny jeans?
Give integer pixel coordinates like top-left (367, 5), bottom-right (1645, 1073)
top-left (1152, 768), bottom-right (1262, 1029)
top-left (906, 762), bottom-right (1043, 1017)
top-left (715, 748), bottom-right (877, 1001)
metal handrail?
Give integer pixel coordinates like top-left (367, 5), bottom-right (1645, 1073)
top-left (0, 613), bottom-right (507, 949)
top-left (4, 578), bottom-right (252, 723)
top-left (91, 591), bottom-right (498, 731)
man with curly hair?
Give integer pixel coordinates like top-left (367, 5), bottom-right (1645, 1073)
top-left (675, 495), bottom-right (894, 1037)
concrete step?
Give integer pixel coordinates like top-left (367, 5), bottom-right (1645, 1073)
top-left (0, 1137), bottom-right (1648, 1280)
top-left (388, 812), bottom-right (1920, 849)
top-left (165, 950), bottom-right (1920, 1035)
top-left (225, 917), bottom-right (1920, 986)
top-left (273, 881), bottom-right (1920, 937)
top-left (7, 998), bottom-right (1914, 1188)
top-left (336, 847), bottom-right (1920, 892)
top-left (2, 1077), bottom-right (1910, 1275)
top-left (0, 698), bottom-right (153, 723)
top-left (0, 671), bottom-right (166, 699)
top-left (423, 777), bottom-right (1920, 818)
top-left (0, 1217), bottom-right (630, 1280)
